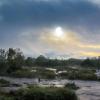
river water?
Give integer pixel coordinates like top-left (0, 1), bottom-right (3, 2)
top-left (0, 76), bottom-right (100, 100)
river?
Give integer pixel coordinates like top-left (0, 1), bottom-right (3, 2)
top-left (0, 76), bottom-right (100, 100)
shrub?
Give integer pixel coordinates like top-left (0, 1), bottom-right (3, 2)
top-left (0, 96), bottom-right (14, 100)
top-left (15, 87), bottom-right (78, 100)
top-left (11, 69), bottom-right (36, 78)
top-left (64, 83), bottom-right (79, 90)
top-left (0, 79), bottom-right (10, 87)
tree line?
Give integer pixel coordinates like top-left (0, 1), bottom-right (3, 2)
top-left (0, 48), bottom-right (100, 75)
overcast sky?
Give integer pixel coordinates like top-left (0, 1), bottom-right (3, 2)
top-left (0, 0), bottom-right (100, 58)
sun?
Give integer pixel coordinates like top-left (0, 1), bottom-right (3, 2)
top-left (54, 27), bottom-right (64, 37)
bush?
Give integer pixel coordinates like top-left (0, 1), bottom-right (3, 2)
top-left (11, 69), bottom-right (36, 78)
top-left (64, 83), bottom-right (79, 90)
top-left (0, 79), bottom-right (10, 87)
top-left (15, 87), bottom-right (78, 100)
top-left (59, 69), bottom-right (97, 81)
top-left (0, 96), bottom-right (14, 100)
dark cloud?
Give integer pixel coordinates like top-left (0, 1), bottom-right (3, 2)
top-left (0, 0), bottom-right (100, 27)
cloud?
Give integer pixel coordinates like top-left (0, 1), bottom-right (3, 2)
top-left (0, 0), bottom-right (100, 58)
top-left (41, 29), bottom-right (79, 50)
top-left (39, 28), bottom-right (100, 57)
top-left (80, 51), bottom-right (100, 57)
top-left (78, 44), bottom-right (100, 49)
top-left (0, 0), bottom-right (99, 27)
top-left (87, 0), bottom-right (100, 6)
top-left (3, 26), bottom-right (99, 58)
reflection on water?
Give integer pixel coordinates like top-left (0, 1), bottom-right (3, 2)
top-left (0, 76), bottom-right (100, 100)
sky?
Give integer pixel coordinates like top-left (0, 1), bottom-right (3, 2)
top-left (0, 0), bottom-right (100, 58)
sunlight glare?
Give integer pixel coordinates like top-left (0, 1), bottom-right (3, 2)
top-left (54, 27), bottom-right (64, 37)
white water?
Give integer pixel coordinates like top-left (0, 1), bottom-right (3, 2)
top-left (0, 76), bottom-right (100, 100)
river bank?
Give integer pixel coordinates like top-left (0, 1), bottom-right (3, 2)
top-left (0, 76), bottom-right (100, 100)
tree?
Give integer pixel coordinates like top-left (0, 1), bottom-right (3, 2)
top-left (35, 55), bottom-right (48, 66)
top-left (25, 57), bottom-right (35, 67)
top-left (7, 48), bottom-right (25, 73)
top-left (0, 49), bottom-right (8, 74)
top-left (81, 58), bottom-right (94, 67)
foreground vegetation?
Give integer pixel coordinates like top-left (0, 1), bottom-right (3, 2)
top-left (0, 86), bottom-right (77, 100)
top-left (0, 48), bottom-right (100, 100)
top-left (8, 67), bottom-right (97, 81)
top-left (59, 68), bottom-right (97, 80)
top-left (0, 79), bottom-right (10, 87)
top-left (64, 83), bottom-right (79, 90)
top-left (0, 48), bottom-right (100, 81)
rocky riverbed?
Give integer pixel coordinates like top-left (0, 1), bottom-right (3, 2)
top-left (0, 76), bottom-right (100, 100)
